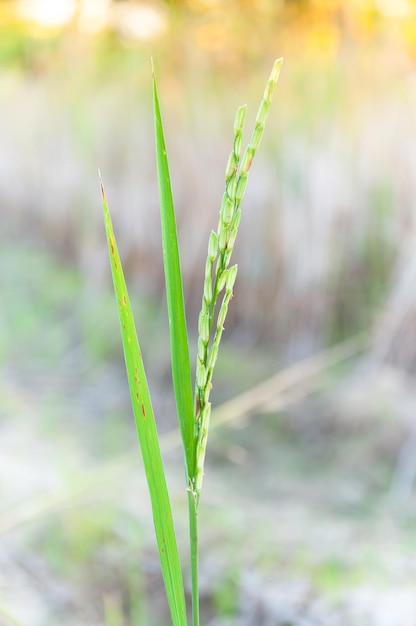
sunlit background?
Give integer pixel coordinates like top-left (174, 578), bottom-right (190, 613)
top-left (2, 1), bottom-right (416, 625)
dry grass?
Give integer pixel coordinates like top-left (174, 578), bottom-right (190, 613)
top-left (2, 49), bottom-right (416, 365)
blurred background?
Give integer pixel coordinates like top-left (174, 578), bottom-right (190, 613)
top-left (2, 0), bottom-right (416, 624)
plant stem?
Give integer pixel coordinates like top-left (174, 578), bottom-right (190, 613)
top-left (187, 490), bottom-right (199, 626)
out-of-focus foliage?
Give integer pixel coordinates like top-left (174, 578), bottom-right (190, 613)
top-left (2, 0), bottom-right (416, 359)
top-left (1, 0), bottom-right (416, 74)
top-left (1, 0), bottom-right (416, 363)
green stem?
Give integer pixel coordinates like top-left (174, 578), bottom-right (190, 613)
top-left (188, 489), bottom-right (199, 626)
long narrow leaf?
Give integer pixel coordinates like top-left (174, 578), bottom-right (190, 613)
top-left (100, 177), bottom-right (187, 626)
top-left (153, 71), bottom-right (195, 483)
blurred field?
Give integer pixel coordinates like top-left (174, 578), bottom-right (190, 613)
top-left (2, 1), bottom-right (416, 625)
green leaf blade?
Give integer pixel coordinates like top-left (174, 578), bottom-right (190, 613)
top-left (100, 178), bottom-right (188, 626)
top-left (153, 73), bottom-right (195, 482)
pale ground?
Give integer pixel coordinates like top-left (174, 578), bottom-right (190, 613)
top-left (2, 353), bottom-right (416, 626)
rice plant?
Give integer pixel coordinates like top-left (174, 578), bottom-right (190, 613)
top-left (100, 58), bottom-right (283, 626)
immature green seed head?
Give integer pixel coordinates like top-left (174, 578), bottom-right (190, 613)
top-left (230, 207), bottom-right (242, 233)
top-left (198, 336), bottom-right (206, 362)
top-left (192, 58), bottom-right (283, 507)
top-left (220, 194), bottom-right (234, 226)
top-left (234, 104), bottom-right (247, 134)
top-left (225, 152), bottom-right (238, 181)
top-left (216, 269), bottom-right (228, 294)
top-left (196, 360), bottom-right (206, 388)
top-left (208, 231), bottom-right (218, 261)
top-left (265, 57), bottom-right (283, 101)
top-left (240, 146), bottom-right (255, 175)
top-left (227, 224), bottom-right (239, 252)
top-left (235, 173), bottom-right (248, 205)
top-left (198, 310), bottom-right (210, 343)
top-left (234, 133), bottom-right (244, 160)
top-left (207, 340), bottom-right (219, 374)
top-left (205, 255), bottom-right (212, 277)
top-left (226, 174), bottom-right (238, 200)
top-left (203, 384), bottom-right (211, 405)
top-left (218, 224), bottom-right (229, 253)
top-left (256, 100), bottom-right (270, 126)
top-left (217, 294), bottom-right (230, 330)
top-left (225, 264), bottom-right (238, 294)
top-left (195, 401), bottom-right (211, 496)
top-left (249, 124), bottom-right (264, 152)
top-left (203, 274), bottom-right (212, 304)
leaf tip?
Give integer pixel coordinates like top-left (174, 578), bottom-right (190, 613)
top-left (98, 169), bottom-right (107, 204)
